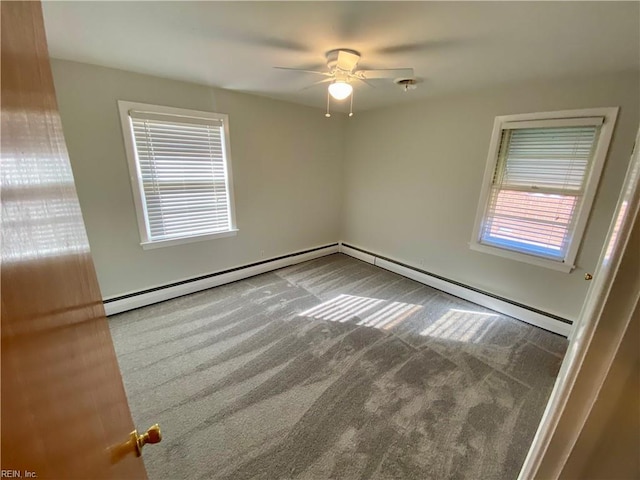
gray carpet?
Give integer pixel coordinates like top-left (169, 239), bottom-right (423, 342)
top-left (109, 253), bottom-right (567, 480)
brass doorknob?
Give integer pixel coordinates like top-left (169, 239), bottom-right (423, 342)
top-left (585, 273), bottom-right (593, 281)
top-left (132, 424), bottom-right (162, 456)
top-left (110, 424), bottom-right (162, 463)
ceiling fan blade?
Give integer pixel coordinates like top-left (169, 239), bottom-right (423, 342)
top-left (352, 76), bottom-right (376, 88)
top-left (300, 78), bottom-right (334, 91)
top-left (274, 67), bottom-right (332, 76)
top-left (336, 50), bottom-right (360, 72)
top-left (358, 68), bottom-right (414, 80)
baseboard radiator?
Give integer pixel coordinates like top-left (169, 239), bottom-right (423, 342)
top-left (339, 242), bottom-right (572, 337)
top-left (103, 241), bottom-right (572, 337)
top-left (103, 243), bottom-right (339, 316)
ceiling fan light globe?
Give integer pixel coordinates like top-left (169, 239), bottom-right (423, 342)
top-left (328, 82), bottom-right (353, 100)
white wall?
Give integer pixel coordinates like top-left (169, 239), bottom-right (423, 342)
top-left (52, 59), bottom-right (638, 321)
top-left (342, 71), bottom-right (639, 321)
top-left (51, 59), bottom-right (345, 299)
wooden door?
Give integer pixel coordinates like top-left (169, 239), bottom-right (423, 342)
top-left (1, 2), bottom-right (149, 478)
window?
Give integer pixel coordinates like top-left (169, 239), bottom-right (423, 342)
top-left (471, 108), bottom-right (618, 272)
top-left (118, 101), bottom-right (237, 249)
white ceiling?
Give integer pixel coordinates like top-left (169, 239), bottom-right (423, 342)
top-left (42, 1), bottom-right (639, 112)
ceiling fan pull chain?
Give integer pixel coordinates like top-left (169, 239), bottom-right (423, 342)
top-left (325, 89), bottom-right (331, 118)
top-left (349, 93), bottom-right (354, 117)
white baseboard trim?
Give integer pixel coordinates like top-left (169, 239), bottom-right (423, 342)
top-left (339, 242), bottom-right (572, 337)
top-left (339, 243), bottom-right (376, 264)
top-left (103, 244), bottom-right (339, 316)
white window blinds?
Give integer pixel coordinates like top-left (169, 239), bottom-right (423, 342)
top-left (479, 121), bottom-right (602, 261)
top-left (128, 110), bottom-right (233, 243)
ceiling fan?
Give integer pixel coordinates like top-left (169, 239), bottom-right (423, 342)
top-left (275, 49), bottom-right (415, 116)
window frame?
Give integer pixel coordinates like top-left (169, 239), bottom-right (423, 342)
top-left (470, 107), bottom-right (618, 272)
top-left (118, 100), bottom-right (238, 250)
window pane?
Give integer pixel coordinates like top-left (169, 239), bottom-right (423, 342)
top-left (472, 109), bottom-right (616, 270)
top-left (130, 113), bottom-right (232, 242)
top-left (481, 190), bottom-right (578, 259)
top-left (480, 123), bottom-right (601, 262)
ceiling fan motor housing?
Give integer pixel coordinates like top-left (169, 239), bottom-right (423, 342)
top-left (326, 49), bottom-right (361, 72)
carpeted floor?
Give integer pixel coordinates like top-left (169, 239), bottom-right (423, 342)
top-left (109, 253), bottom-right (567, 480)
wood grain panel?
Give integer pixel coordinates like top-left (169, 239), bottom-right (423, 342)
top-left (1, 2), bottom-right (148, 478)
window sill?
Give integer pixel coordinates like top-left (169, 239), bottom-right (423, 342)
top-left (469, 242), bottom-right (575, 273)
top-left (141, 229), bottom-right (238, 250)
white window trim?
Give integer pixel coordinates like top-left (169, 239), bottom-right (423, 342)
top-left (470, 107), bottom-right (619, 273)
top-left (117, 100), bottom-right (238, 249)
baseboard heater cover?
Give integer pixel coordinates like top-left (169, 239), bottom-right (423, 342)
top-left (103, 243), bottom-right (339, 316)
top-left (339, 242), bottom-right (572, 337)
